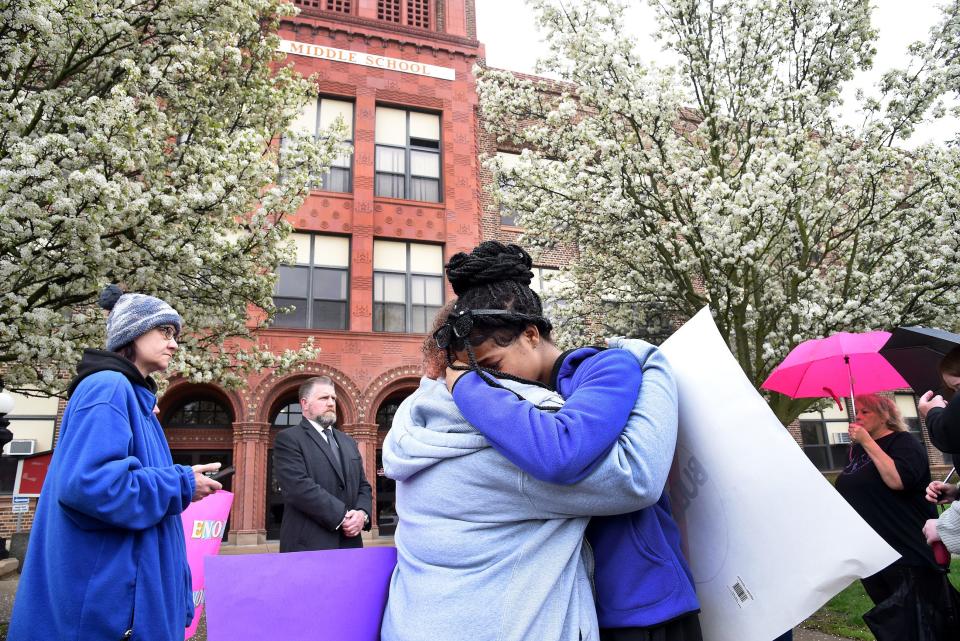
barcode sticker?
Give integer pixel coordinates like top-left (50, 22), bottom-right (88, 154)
top-left (730, 576), bottom-right (754, 608)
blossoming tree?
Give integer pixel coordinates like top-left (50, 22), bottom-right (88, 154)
top-left (0, 0), bottom-right (344, 394)
top-left (479, 0), bottom-right (960, 422)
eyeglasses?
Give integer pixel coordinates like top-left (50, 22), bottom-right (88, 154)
top-left (155, 324), bottom-right (179, 341)
top-left (432, 309), bottom-right (547, 350)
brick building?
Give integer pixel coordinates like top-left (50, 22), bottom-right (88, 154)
top-left (148, 0), bottom-right (502, 545)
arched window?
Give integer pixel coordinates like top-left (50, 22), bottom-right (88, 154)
top-left (272, 401), bottom-right (303, 428)
top-left (166, 399), bottom-right (231, 429)
top-left (376, 394), bottom-right (406, 433)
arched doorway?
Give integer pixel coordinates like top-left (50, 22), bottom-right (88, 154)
top-left (375, 392), bottom-right (410, 536)
top-left (163, 397), bottom-right (234, 537)
top-left (265, 397), bottom-right (303, 540)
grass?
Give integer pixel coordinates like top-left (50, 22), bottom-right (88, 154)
top-left (804, 581), bottom-right (881, 640)
top-left (804, 557), bottom-right (960, 640)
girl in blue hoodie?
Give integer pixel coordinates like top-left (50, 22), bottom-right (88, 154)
top-left (434, 242), bottom-right (700, 641)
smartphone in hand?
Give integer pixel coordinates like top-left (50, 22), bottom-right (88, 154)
top-left (206, 465), bottom-right (236, 482)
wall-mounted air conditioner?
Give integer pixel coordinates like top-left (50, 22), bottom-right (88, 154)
top-left (7, 439), bottom-right (36, 455)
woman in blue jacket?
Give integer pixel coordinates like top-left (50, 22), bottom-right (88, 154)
top-left (9, 286), bottom-right (221, 641)
top-left (435, 242), bottom-right (700, 641)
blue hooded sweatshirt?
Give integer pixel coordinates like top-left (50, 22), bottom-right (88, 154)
top-left (8, 349), bottom-right (196, 641)
top-left (451, 338), bottom-right (699, 628)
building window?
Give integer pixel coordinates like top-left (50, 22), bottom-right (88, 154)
top-left (373, 240), bottom-right (443, 333)
top-left (0, 458), bottom-right (17, 495)
top-left (496, 152), bottom-right (521, 227)
top-left (798, 402), bottom-right (851, 471)
top-left (377, 0), bottom-right (401, 22)
top-left (378, 0), bottom-right (428, 26)
top-left (375, 107), bottom-right (441, 203)
top-left (274, 234), bottom-right (350, 330)
top-left (272, 401), bottom-right (303, 428)
top-left (292, 0), bottom-right (322, 11)
top-left (288, 97), bottom-right (354, 193)
top-left (326, 0), bottom-right (352, 12)
top-left (3, 391), bottom-right (58, 456)
top-left (376, 395), bottom-right (406, 433)
top-left (406, 0), bottom-right (430, 27)
top-left (166, 399), bottom-right (232, 428)
top-left (895, 393), bottom-right (924, 441)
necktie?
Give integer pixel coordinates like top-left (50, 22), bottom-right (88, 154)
top-left (325, 427), bottom-right (344, 474)
top-left (324, 427), bottom-right (339, 452)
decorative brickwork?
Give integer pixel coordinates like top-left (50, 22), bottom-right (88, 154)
top-left (435, 0), bottom-right (445, 33)
top-left (362, 365), bottom-right (422, 420)
top-left (250, 362), bottom-right (363, 425)
top-left (464, 0), bottom-right (476, 40)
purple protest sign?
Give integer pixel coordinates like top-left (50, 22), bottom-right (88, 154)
top-left (180, 490), bottom-right (234, 639)
top-left (205, 547), bottom-right (398, 641)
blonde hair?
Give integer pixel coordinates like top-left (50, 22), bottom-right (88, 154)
top-left (854, 394), bottom-right (908, 432)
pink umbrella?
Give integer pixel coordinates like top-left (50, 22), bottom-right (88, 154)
top-left (761, 331), bottom-right (909, 416)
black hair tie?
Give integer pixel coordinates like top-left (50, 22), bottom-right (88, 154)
top-left (432, 308), bottom-right (549, 350)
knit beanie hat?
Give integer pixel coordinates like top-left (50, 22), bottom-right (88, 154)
top-left (98, 285), bottom-right (182, 351)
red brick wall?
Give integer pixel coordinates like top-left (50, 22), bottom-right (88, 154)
top-left (0, 496), bottom-right (36, 540)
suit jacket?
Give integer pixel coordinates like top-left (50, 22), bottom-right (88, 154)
top-left (274, 419), bottom-right (373, 552)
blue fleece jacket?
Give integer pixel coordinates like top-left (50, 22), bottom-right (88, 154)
top-left (9, 353), bottom-right (196, 641)
top-left (452, 339), bottom-right (699, 628)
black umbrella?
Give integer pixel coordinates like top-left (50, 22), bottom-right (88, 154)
top-left (879, 326), bottom-right (960, 395)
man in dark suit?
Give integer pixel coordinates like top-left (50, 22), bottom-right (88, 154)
top-left (274, 376), bottom-right (373, 552)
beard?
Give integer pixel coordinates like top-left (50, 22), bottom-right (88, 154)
top-left (316, 411), bottom-right (336, 428)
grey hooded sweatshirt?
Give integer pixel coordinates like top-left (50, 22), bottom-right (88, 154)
top-left (380, 339), bottom-right (678, 641)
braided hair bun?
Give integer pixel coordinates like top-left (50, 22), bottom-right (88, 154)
top-left (436, 242), bottom-right (555, 390)
top-left (445, 241), bottom-right (534, 297)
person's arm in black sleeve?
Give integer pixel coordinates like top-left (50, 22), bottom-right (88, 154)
top-left (927, 397), bottom-right (960, 454)
top-left (273, 430), bottom-right (346, 530)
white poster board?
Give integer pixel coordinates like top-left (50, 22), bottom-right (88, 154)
top-left (660, 308), bottom-right (898, 641)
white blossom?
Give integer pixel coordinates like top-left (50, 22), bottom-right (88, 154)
top-left (479, 0), bottom-right (960, 423)
top-left (0, 0), bottom-right (345, 395)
